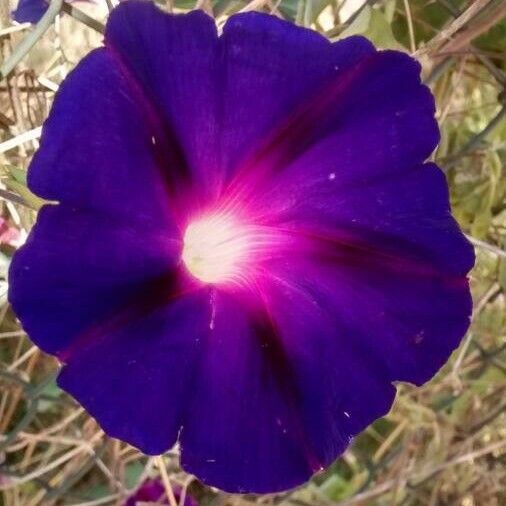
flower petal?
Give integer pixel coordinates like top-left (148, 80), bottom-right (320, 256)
top-left (58, 291), bottom-right (212, 454)
top-left (260, 163), bottom-right (474, 276)
top-left (12, 0), bottom-right (48, 24)
top-left (225, 49), bottom-right (440, 212)
top-left (179, 290), bottom-right (394, 493)
top-left (28, 48), bottom-right (177, 229)
top-left (104, 5), bottom-right (376, 193)
top-left (181, 231), bottom-right (471, 492)
top-left (219, 12), bottom-right (375, 176)
top-left (226, 47), bottom-right (471, 276)
top-left (264, 235), bottom-right (472, 387)
top-left (8, 205), bottom-right (180, 357)
top-left (104, 1), bottom-right (221, 203)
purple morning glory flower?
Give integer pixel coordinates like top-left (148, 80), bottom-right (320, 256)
top-left (9, 0), bottom-right (474, 494)
top-left (125, 479), bottom-right (197, 506)
top-left (12, 0), bottom-right (96, 24)
top-left (12, 0), bottom-right (50, 23)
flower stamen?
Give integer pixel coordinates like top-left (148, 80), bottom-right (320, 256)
top-left (182, 212), bottom-right (273, 286)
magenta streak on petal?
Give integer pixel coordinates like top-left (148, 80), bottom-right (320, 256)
top-left (281, 225), bottom-right (468, 284)
top-left (310, 233), bottom-right (471, 303)
top-left (178, 287), bottom-right (327, 485)
top-left (248, 289), bottom-right (326, 473)
top-left (216, 52), bottom-right (378, 217)
top-left (104, 43), bottom-right (194, 227)
top-left (57, 268), bottom-right (201, 363)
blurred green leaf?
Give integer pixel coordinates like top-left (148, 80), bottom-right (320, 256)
top-left (124, 461), bottom-right (145, 489)
top-left (37, 379), bottom-right (63, 413)
top-left (391, 0), bottom-right (464, 47)
top-left (475, 11), bottom-right (506, 56)
top-left (320, 472), bottom-right (357, 501)
top-left (84, 483), bottom-right (110, 500)
top-left (4, 178), bottom-right (47, 211)
top-left (338, 5), bottom-right (406, 50)
top-left (471, 208), bottom-right (493, 238)
top-left (5, 165), bottom-right (28, 185)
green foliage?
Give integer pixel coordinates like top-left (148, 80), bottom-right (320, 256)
top-left (338, 3), bottom-right (406, 50)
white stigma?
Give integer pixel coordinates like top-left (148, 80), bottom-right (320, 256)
top-left (182, 213), bottom-right (256, 285)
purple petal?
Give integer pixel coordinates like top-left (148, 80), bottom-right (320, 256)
top-left (223, 50), bottom-right (440, 216)
top-left (256, 162), bottom-right (474, 276)
top-left (125, 479), bottom-right (166, 505)
top-left (8, 205), bottom-right (180, 357)
top-left (104, 5), bottom-right (374, 197)
top-left (180, 238), bottom-right (471, 492)
top-left (219, 13), bottom-right (375, 176)
top-left (12, 0), bottom-right (96, 24)
top-left (262, 236), bottom-right (472, 388)
top-left (180, 291), bottom-right (329, 493)
top-left (27, 48), bottom-right (178, 229)
top-left (10, 45), bottom-right (184, 359)
top-left (58, 290), bottom-right (211, 454)
top-left (8, 2), bottom-right (474, 496)
top-left (125, 479), bottom-right (198, 506)
top-left (12, 0), bottom-right (49, 23)
top-left (104, 2), bottom-right (221, 206)
top-left (219, 46), bottom-right (471, 275)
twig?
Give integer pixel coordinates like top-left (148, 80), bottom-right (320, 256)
top-left (438, 1), bottom-right (506, 57)
top-left (444, 105), bottom-right (506, 168)
top-left (239, 0), bottom-right (271, 13)
top-left (61, 3), bottom-right (105, 34)
top-left (435, 0), bottom-right (506, 86)
top-left (0, 24), bottom-right (31, 37)
top-left (327, 440), bottom-right (506, 505)
top-left (155, 456), bottom-right (179, 506)
top-left (467, 399), bottom-right (506, 434)
top-left (465, 234), bottom-right (506, 259)
top-left (415, 0), bottom-right (494, 57)
top-left (452, 282), bottom-right (500, 378)
top-left (0, 110), bottom-right (15, 128)
top-left (0, 126), bottom-right (42, 153)
top-left (343, 0), bottom-right (378, 27)
top-left (2, 431), bottom-right (103, 488)
top-left (68, 494), bottom-right (123, 506)
top-left (40, 442), bottom-right (108, 503)
top-left (425, 56), bottom-right (455, 85)
top-left (0, 188), bottom-right (29, 207)
top-left (403, 0), bottom-right (416, 53)
top-left (408, 440), bottom-right (506, 487)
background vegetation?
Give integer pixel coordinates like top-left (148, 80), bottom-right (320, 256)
top-left (0, 0), bottom-right (505, 504)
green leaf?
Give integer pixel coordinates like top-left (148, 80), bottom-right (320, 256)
top-left (320, 473), bottom-right (356, 500)
top-left (338, 6), bottom-right (406, 50)
top-left (124, 461), bottom-right (145, 489)
top-left (37, 379), bottom-right (63, 413)
top-left (4, 178), bottom-right (47, 211)
top-left (5, 165), bottom-right (28, 185)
